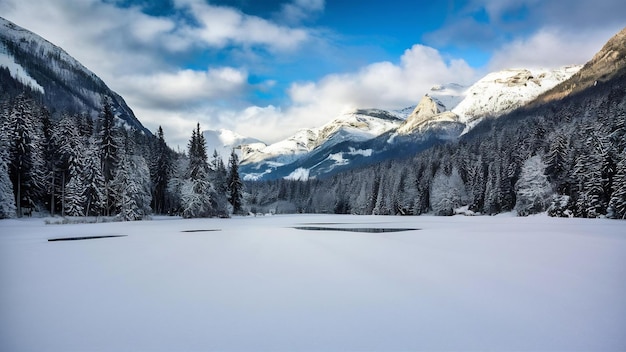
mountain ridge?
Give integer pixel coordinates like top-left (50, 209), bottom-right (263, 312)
top-left (238, 64), bottom-right (580, 181)
top-left (0, 17), bottom-right (150, 134)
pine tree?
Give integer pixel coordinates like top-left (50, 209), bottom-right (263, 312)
top-left (608, 154), bottom-right (626, 219)
top-left (180, 123), bottom-right (214, 218)
top-left (82, 142), bottom-right (105, 216)
top-left (112, 153), bottom-right (151, 221)
top-left (98, 98), bottom-right (120, 216)
top-left (211, 149), bottom-right (228, 194)
top-left (227, 149), bottom-right (243, 214)
top-left (514, 155), bottom-right (552, 216)
top-left (430, 166), bottom-right (465, 216)
top-left (2, 94), bottom-right (45, 217)
top-left (0, 148), bottom-right (16, 219)
top-left (152, 126), bottom-right (172, 214)
top-left (64, 153), bottom-right (86, 217)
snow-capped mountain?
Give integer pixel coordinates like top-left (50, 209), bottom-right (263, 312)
top-left (535, 27), bottom-right (626, 105)
top-left (240, 65), bottom-right (581, 181)
top-left (452, 66), bottom-right (581, 129)
top-left (396, 66), bottom-right (581, 136)
top-left (240, 109), bottom-right (402, 180)
top-left (0, 17), bottom-right (149, 133)
top-left (203, 129), bottom-right (263, 164)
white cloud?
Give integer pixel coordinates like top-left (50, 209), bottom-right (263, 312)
top-left (488, 27), bottom-right (619, 70)
top-left (119, 67), bottom-right (248, 109)
top-left (211, 45), bottom-right (476, 144)
top-left (277, 0), bottom-right (325, 25)
top-left (174, 0), bottom-right (310, 51)
top-left (284, 44), bottom-right (475, 123)
top-left (0, 0), bottom-right (315, 147)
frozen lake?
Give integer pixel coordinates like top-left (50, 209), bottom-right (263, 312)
top-left (1, 214), bottom-right (625, 351)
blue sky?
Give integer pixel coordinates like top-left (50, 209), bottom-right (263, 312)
top-left (1, 0), bottom-right (624, 147)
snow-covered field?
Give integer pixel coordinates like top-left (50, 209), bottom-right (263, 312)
top-left (1, 214), bottom-right (625, 351)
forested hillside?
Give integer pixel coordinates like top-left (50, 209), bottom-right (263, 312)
top-left (247, 74), bottom-right (626, 219)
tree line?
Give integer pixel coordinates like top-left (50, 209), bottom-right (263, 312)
top-left (246, 78), bottom-right (626, 219)
top-left (0, 94), bottom-right (243, 220)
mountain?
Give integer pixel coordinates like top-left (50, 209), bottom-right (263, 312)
top-left (534, 27), bottom-right (626, 105)
top-left (247, 27), bottom-right (626, 219)
top-left (0, 17), bottom-right (150, 134)
top-left (240, 109), bottom-right (402, 180)
top-left (203, 129), bottom-right (263, 164)
top-left (240, 65), bottom-right (580, 181)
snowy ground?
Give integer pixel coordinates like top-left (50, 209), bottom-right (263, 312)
top-left (1, 214), bottom-right (625, 351)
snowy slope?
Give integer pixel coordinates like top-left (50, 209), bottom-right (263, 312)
top-left (240, 109), bottom-right (402, 180)
top-left (0, 17), bottom-right (149, 134)
top-left (452, 66), bottom-right (581, 129)
top-left (2, 215), bottom-right (625, 351)
top-left (0, 43), bottom-right (44, 93)
top-left (203, 129), bottom-right (263, 164)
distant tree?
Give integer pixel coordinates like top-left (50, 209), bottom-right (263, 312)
top-left (112, 153), bottom-right (152, 221)
top-left (608, 154), bottom-right (626, 219)
top-left (227, 149), bottom-right (243, 214)
top-left (151, 126), bottom-right (172, 214)
top-left (180, 123), bottom-right (215, 218)
top-left (430, 166), bottom-right (465, 216)
top-left (514, 155), bottom-right (552, 216)
top-left (211, 149), bottom-right (228, 194)
top-left (0, 149), bottom-right (16, 218)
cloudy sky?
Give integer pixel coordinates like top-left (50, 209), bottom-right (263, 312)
top-left (1, 0), bottom-right (624, 148)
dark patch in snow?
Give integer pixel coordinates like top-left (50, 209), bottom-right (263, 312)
top-left (181, 229), bottom-right (221, 233)
top-left (293, 227), bottom-right (419, 233)
top-left (48, 235), bottom-right (127, 242)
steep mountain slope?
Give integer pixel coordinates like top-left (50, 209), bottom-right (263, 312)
top-left (0, 17), bottom-right (150, 134)
top-left (452, 67), bottom-right (581, 128)
top-left (534, 26), bottom-right (626, 105)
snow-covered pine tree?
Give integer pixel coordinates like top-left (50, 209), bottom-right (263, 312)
top-left (2, 94), bottom-right (45, 217)
top-left (608, 153), bottom-right (626, 219)
top-left (98, 98), bottom-right (121, 216)
top-left (227, 149), bottom-right (243, 214)
top-left (82, 142), bottom-right (105, 216)
top-left (64, 152), bottom-right (86, 217)
top-left (514, 155), bottom-right (552, 216)
top-left (111, 151), bottom-right (152, 221)
top-left (572, 129), bottom-right (607, 217)
top-left (0, 148), bottom-right (16, 218)
top-left (211, 149), bottom-right (228, 194)
top-left (151, 126), bottom-right (172, 214)
top-left (430, 166), bottom-right (465, 216)
top-left (180, 123), bottom-right (215, 218)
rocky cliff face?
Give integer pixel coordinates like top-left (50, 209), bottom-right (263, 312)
top-left (534, 27), bottom-right (626, 105)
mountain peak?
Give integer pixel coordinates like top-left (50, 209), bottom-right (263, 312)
top-left (397, 95), bottom-right (449, 134)
top-left (534, 27), bottom-right (626, 105)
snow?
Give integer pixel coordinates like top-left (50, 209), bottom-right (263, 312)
top-left (240, 110), bottom-right (400, 167)
top-left (0, 17), bottom-right (98, 85)
top-left (0, 44), bottom-right (44, 93)
top-left (452, 66), bottom-right (581, 127)
top-left (1, 215), bottom-right (625, 351)
top-left (284, 167), bottom-right (310, 181)
top-left (203, 129), bottom-right (263, 164)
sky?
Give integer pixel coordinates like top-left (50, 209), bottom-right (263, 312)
top-left (1, 0), bottom-right (624, 148)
